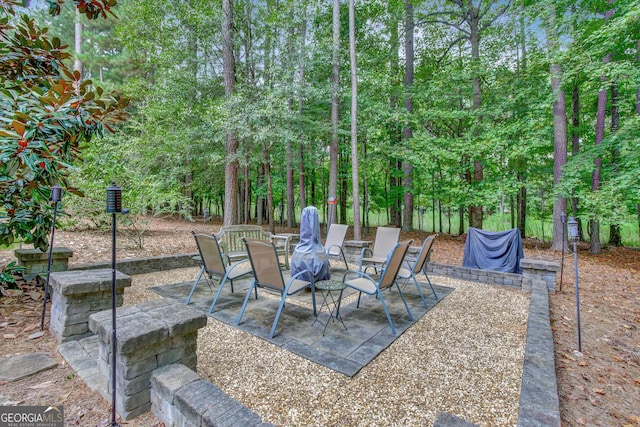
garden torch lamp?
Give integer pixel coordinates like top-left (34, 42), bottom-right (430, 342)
top-left (40, 184), bottom-right (62, 330)
top-left (568, 216), bottom-right (582, 352)
top-left (106, 183), bottom-right (122, 426)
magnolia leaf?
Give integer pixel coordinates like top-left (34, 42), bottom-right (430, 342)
top-left (12, 120), bottom-right (25, 136)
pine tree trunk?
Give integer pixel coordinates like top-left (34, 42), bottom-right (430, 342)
top-left (402, 0), bottom-right (414, 231)
top-left (609, 81), bottom-right (622, 246)
top-left (545, 4), bottom-right (568, 251)
top-left (469, 6), bottom-right (483, 230)
top-left (222, 0), bottom-right (238, 227)
top-left (349, 0), bottom-right (361, 240)
top-left (328, 0), bottom-right (340, 227)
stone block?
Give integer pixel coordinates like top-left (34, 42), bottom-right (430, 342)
top-left (157, 343), bottom-right (197, 366)
top-left (151, 364), bottom-right (201, 405)
top-left (50, 269), bottom-right (131, 296)
top-left (175, 380), bottom-right (224, 425)
top-left (119, 354), bottom-right (158, 380)
top-left (118, 371), bottom-right (153, 396)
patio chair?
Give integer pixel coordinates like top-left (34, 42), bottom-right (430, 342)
top-left (236, 238), bottom-right (317, 339)
top-left (341, 240), bottom-right (414, 335)
top-left (397, 235), bottom-right (439, 309)
top-left (359, 226), bottom-right (400, 274)
top-left (186, 232), bottom-right (253, 313)
top-left (324, 223), bottom-right (349, 270)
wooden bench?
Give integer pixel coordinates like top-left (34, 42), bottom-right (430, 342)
top-left (215, 225), bottom-right (294, 269)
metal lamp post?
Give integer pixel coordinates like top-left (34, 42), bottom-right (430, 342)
top-left (106, 183), bottom-right (123, 427)
top-left (40, 185), bottom-right (62, 330)
top-left (568, 216), bottom-right (582, 352)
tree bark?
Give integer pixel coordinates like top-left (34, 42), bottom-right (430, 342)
top-left (349, 0), bottom-right (361, 240)
top-left (298, 7), bottom-right (308, 211)
top-left (609, 81), bottom-right (622, 246)
top-left (286, 13), bottom-right (296, 228)
top-left (545, 3), bottom-right (568, 251)
top-left (402, 0), bottom-right (414, 231)
top-left (637, 40), bottom-right (640, 241)
top-left (74, 9), bottom-right (83, 78)
top-left (222, 0), bottom-right (238, 227)
top-left (469, 5), bottom-right (483, 230)
top-left (590, 4), bottom-right (615, 254)
top-left (571, 78), bottom-right (584, 240)
top-left (328, 0), bottom-right (340, 227)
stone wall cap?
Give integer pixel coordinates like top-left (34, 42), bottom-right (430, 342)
top-left (520, 258), bottom-right (561, 271)
top-left (15, 247), bottom-right (73, 260)
top-left (50, 269), bottom-right (131, 295)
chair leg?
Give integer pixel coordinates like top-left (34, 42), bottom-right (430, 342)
top-left (356, 291), bottom-right (363, 308)
top-left (394, 282), bottom-right (414, 322)
top-left (186, 266), bottom-right (205, 305)
top-left (412, 274), bottom-right (429, 309)
top-left (235, 280), bottom-right (256, 326)
top-left (424, 271), bottom-right (438, 300)
top-left (270, 293), bottom-right (288, 339)
top-left (376, 290), bottom-right (397, 335)
top-left (207, 272), bottom-right (232, 314)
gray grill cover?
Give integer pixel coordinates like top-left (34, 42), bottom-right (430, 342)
top-left (290, 206), bottom-right (331, 282)
top-left (462, 227), bottom-right (524, 274)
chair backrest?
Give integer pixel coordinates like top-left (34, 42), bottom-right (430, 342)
top-left (192, 231), bottom-right (227, 276)
top-left (372, 227), bottom-right (401, 258)
top-left (378, 240), bottom-right (412, 290)
top-left (411, 234), bottom-right (438, 274)
top-left (325, 224), bottom-right (348, 254)
top-left (243, 238), bottom-right (285, 292)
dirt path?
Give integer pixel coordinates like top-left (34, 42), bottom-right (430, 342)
top-left (1, 216), bottom-right (639, 426)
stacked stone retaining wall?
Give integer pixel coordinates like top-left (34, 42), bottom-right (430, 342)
top-left (49, 269), bottom-right (131, 343)
top-left (88, 299), bottom-right (207, 420)
top-left (151, 363), bottom-right (272, 426)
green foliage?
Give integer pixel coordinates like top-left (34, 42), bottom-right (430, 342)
top-left (0, 261), bottom-right (25, 287)
top-left (0, 0), bottom-right (128, 253)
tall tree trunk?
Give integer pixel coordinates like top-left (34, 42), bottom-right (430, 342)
top-left (348, 0), bottom-right (361, 239)
top-left (388, 8), bottom-right (402, 229)
top-left (571, 78), bottom-right (584, 240)
top-left (74, 9), bottom-right (83, 78)
top-left (328, 0), bottom-right (340, 227)
top-left (609, 81), bottom-right (622, 246)
top-left (222, 0), bottom-right (239, 227)
top-left (469, 5), bottom-right (483, 230)
top-left (590, 4), bottom-right (615, 254)
top-left (298, 7), bottom-right (308, 211)
top-left (286, 13), bottom-right (296, 228)
top-left (516, 7), bottom-right (527, 238)
top-left (545, 3), bottom-right (568, 251)
top-left (637, 40), bottom-right (640, 241)
top-left (402, 0), bottom-right (414, 231)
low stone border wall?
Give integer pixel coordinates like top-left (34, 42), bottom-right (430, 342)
top-left (516, 280), bottom-right (561, 426)
top-left (151, 363), bottom-right (272, 427)
top-left (426, 260), bottom-right (559, 293)
top-left (70, 253), bottom-right (200, 276)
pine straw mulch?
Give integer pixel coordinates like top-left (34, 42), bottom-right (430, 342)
top-left (0, 216), bottom-right (639, 426)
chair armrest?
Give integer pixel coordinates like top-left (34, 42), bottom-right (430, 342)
top-left (342, 269), bottom-right (375, 283)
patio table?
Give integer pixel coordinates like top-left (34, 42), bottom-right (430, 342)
top-left (312, 279), bottom-right (347, 335)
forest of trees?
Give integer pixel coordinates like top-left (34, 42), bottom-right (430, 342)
top-left (7, 0), bottom-right (640, 254)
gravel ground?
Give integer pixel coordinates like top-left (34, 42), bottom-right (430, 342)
top-left (129, 267), bottom-right (529, 426)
